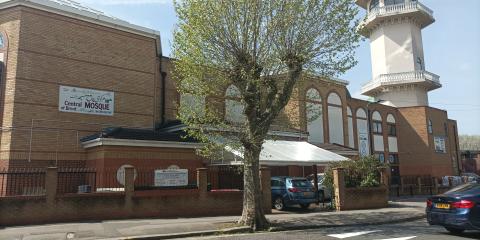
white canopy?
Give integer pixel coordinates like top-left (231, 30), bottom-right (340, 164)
top-left (224, 140), bottom-right (349, 166)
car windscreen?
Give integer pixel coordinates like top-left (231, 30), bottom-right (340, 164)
top-left (291, 180), bottom-right (311, 188)
top-left (445, 183), bottom-right (480, 195)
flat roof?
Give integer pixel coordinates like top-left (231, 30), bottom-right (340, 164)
top-left (0, 0), bottom-right (161, 46)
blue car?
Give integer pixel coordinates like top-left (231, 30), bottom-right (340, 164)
top-left (427, 183), bottom-right (480, 234)
top-left (271, 177), bottom-right (317, 210)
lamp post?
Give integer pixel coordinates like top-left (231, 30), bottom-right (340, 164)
top-left (366, 99), bottom-right (384, 157)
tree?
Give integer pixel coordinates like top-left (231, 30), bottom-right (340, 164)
top-left (459, 135), bottom-right (480, 151)
top-left (172, 0), bottom-right (360, 230)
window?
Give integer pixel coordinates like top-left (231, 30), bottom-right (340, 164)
top-left (388, 154), bottom-right (399, 165)
top-left (375, 153), bottom-right (385, 163)
top-left (434, 136), bottom-right (447, 153)
top-left (0, 32), bottom-right (4, 49)
top-left (385, 0), bottom-right (405, 6)
top-left (225, 85), bottom-right (246, 123)
top-left (370, 0), bottom-right (380, 11)
top-left (271, 180), bottom-right (285, 187)
top-left (388, 124), bottom-right (396, 136)
top-left (372, 121), bottom-right (382, 134)
top-left (428, 119), bottom-right (433, 134)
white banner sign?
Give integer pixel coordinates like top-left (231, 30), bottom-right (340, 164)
top-left (154, 169), bottom-right (188, 187)
top-left (59, 86), bottom-right (114, 116)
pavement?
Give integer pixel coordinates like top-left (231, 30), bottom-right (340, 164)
top-left (0, 197), bottom-right (427, 240)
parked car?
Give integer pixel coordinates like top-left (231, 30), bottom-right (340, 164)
top-left (271, 177), bottom-right (317, 210)
top-left (426, 183), bottom-right (480, 234)
top-left (462, 173), bottom-right (480, 184)
top-left (306, 173), bottom-right (332, 202)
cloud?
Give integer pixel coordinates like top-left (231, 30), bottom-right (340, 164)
top-left (77, 0), bottom-right (171, 5)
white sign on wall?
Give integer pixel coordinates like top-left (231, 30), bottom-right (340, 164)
top-left (154, 169), bottom-right (188, 187)
top-left (59, 86), bottom-right (114, 116)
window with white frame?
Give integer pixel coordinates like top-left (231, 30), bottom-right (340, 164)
top-left (225, 85), bottom-right (246, 123)
top-left (434, 136), bottom-right (447, 153)
top-left (428, 119), bottom-right (433, 134)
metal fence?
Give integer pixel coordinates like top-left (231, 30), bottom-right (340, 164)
top-left (208, 165), bottom-right (244, 190)
top-left (0, 168), bottom-right (46, 196)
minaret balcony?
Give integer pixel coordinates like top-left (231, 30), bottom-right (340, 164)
top-left (361, 70), bottom-right (441, 96)
top-left (358, 1), bottom-right (435, 37)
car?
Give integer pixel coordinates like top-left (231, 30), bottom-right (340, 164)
top-left (426, 183), bottom-right (480, 234)
top-left (271, 177), bottom-right (317, 210)
top-left (306, 173), bottom-right (332, 202)
top-left (462, 173), bottom-right (480, 184)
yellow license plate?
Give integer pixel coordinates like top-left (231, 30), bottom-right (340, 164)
top-left (303, 192), bottom-right (312, 197)
top-left (435, 203), bottom-right (450, 209)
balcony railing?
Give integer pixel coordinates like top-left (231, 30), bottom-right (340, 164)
top-left (363, 1), bottom-right (434, 25)
top-left (361, 70), bottom-right (441, 94)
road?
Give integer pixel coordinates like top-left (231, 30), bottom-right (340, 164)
top-left (187, 219), bottom-right (480, 240)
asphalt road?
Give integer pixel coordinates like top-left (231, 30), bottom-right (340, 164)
top-left (187, 219), bottom-right (480, 240)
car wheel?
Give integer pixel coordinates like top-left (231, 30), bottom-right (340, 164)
top-left (273, 197), bottom-right (285, 211)
top-left (445, 227), bottom-right (465, 234)
top-left (300, 203), bottom-right (310, 209)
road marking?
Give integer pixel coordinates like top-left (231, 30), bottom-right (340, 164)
top-left (328, 230), bottom-right (380, 239)
top-left (376, 237), bottom-right (416, 240)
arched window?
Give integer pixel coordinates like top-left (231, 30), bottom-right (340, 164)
top-left (369, 0), bottom-right (380, 11)
top-left (327, 92), bottom-right (344, 145)
top-left (306, 88), bottom-right (323, 143)
top-left (356, 108), bottom-right (370, 156)
top-left (428, 119), bottom-right (433, 134)
top-left (225, 85), bottom-right (246, 123)
top-left (372, 111), bottom-right (382, 134)
top-left (347, 106), bottom-right (354, 148)
top-left (387, 114), bottom-right (396, 136)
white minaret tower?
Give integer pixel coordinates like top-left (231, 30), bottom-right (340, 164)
top-left (356, 0), bottom-right (441, 107)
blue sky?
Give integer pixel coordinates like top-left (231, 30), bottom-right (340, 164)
top-left (77, 0), bottom-right (480, 135)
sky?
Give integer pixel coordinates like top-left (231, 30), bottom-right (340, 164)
top-left (77, 0), bottom-right (480, 135)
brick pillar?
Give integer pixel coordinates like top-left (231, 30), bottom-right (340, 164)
top-left (124, 167), bottom-right (135, 216)
top-left (333, 168), bottom-right (345, 211)
top-left (45, 167), bottom-right (57, 203)
top-left (260, 167), bottom-right (271, 213)
top-left (124, 167), bottom-right (135, 198)
top-left (378, 167), bottom-right (389, 197)
top-left (197, 168), bottom-right (208, 196)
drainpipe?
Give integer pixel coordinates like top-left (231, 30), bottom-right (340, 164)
top-left (161, 70), bottom-right (167, 127)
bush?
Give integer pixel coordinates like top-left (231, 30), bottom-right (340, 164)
top-left (324, 156), bottom-right (386, 189)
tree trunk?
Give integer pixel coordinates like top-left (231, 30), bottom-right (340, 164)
top-left (237, 142), bottom-right (269, 230)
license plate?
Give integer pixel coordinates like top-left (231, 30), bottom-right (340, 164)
top-left (303, 192), bottom-right (313, 197)
top-left (435, 203), bottom-right (450, 209)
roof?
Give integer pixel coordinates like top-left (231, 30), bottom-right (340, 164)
top-left (0, 0), bottom-right (161, 52)
top-left (226, 140), bottom-right (349, 166)
top-left (80, 127), bottom-right (198, 143)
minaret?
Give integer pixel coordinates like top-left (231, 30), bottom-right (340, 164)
top-left (356, 0), bottom-right (441, 107)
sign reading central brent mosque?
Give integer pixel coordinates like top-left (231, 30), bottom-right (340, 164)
top-left (59, 86), bottom-right (114, 116)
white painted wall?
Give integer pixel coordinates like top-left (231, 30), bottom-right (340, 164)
top-left (378, 87), bottom-right (429, 107)
top-left (328, 106), bottom-right (344, 145)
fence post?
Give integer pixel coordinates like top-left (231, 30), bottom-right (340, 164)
top-left (333, 168), bottom-right (345, 211)
top-left (197, 168), bottom-right (208, 196)
top-left (433, 177), bottom-right (439, 194)
top-left (400, 177), bottom-right (405, 195)
top-left (45, 167), bottom-right (58, 203)
top-left (417, 177), bottom-right (422, 195)
top-left (260, 167), bottom-right (271, 213)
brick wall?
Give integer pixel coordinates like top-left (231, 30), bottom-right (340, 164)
top-left (0, 6), bottom-right (161, 167)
